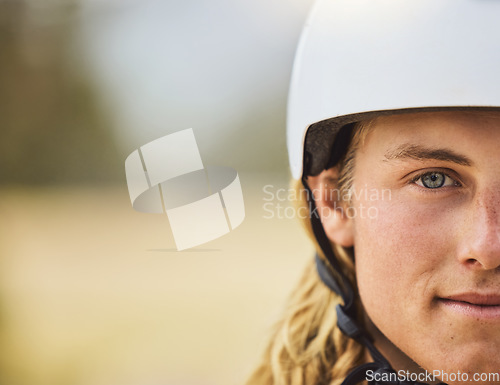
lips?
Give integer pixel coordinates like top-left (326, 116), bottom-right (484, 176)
top-left (439, 293), bottom-right (500, 319)
top-left (443, 293), bottom-right (500, 306)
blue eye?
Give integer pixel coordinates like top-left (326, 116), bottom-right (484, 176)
top-left (414, 172), bottom-right (458, 189)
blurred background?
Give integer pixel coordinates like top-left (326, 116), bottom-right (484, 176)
top-left (0, 0), bottom-right (315, 384)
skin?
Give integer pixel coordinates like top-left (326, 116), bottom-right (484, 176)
top-left (309, 111), bottom-right (500, 384)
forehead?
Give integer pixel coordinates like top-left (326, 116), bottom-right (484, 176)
top-left (360, 110), bottom-right (500, 155)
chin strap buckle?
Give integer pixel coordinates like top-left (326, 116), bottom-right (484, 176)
top-left (336, 304), bottom-right (362, 339)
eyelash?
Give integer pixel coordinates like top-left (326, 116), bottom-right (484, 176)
top-left (409, 170), bottom-right (462, 190)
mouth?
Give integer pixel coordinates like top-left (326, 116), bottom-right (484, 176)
top-left (438, 293), bottom-right (500, 320)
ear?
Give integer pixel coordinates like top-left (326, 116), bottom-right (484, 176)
top-left (306, 168), bottom-right (354, 248)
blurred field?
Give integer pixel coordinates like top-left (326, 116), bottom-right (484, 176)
top-left (0, 173), bottom-right (313, 385)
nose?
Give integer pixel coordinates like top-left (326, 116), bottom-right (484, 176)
top-left (457, 188), bottom-right (500, 270)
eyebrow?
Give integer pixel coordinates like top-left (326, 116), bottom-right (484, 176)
top-left (384, 144), bottom-right (473, 166)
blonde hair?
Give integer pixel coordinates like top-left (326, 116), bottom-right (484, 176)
top-left (245, 120), bottom-right (375, 385)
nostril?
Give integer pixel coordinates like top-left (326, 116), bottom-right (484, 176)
top-left (463, 255), bottom-right (500, 271)
top-left (465, 258), bottom-right (480, 266)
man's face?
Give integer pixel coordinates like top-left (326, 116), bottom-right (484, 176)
top-left (350, 111), bottom-right (500, 381)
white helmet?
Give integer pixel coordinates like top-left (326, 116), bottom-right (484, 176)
top-left (287, 0), bottom-right (500, 180)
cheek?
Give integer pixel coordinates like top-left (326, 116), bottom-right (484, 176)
top-left (352, 196), bottom-right (456, 331)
